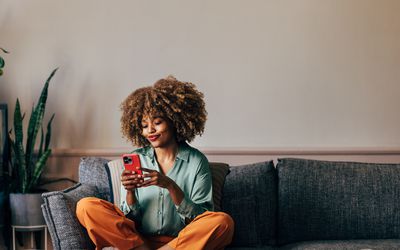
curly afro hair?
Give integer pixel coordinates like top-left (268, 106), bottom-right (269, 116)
top-left (120, 76), bottom-right (207, 147)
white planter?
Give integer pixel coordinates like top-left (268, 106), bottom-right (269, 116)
top-left (9, 193), bottom-right (45, 227)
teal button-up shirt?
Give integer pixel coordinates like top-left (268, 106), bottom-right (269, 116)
top-left (120, 142), bottom-right (213, 236)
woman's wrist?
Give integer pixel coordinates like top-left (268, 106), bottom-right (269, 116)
top-left (167, 180), bottom-right (184, 205)
top-left (126, 189), bottom-right (137, 205)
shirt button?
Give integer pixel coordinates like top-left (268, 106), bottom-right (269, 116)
top-left (159, 192), bottom-right (163, 196)
top-left (158, 210), bottom-right (162, 215)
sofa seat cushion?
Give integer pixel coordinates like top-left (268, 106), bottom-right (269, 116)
top-left (277, 158), bottom-right (400, 245)
top-left (280, 239), bottom-right (400, 250)
top-left (222, 161), bottom-right (277, 247)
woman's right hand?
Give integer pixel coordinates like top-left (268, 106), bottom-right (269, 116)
top-left (121, 169), bottom-right (144, 191)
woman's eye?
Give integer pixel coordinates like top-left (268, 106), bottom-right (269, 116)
top-left (154, 119), bottom-right (163, 125)
top-left (142, 125), bottom-right (148, 128)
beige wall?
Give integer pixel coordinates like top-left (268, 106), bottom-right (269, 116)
top-left (1, 0), bottom-right (400, 154)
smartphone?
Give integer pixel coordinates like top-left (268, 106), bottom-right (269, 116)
top-left (122, 153), bottom-right (143, 176)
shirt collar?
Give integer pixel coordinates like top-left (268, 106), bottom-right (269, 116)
top-left (134, 142), bottom-right (190, 162)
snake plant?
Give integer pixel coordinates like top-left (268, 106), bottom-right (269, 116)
top-left (8, 68), bottom-right (57, 193)
top-left (0, 48), bottom-right (9, 76)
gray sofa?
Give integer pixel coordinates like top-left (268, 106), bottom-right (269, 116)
top-left (42, 157), bottom-right (400, 249)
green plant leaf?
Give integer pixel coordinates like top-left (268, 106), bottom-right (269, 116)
top-left (13, 99), bottom-right (27, 193)
top-left (8, 133), bottom-right (19, 192)
top-left (27, 149), bottom-right (51, 192)
top-left (38, 126), bottom-right (44, 159)
top-left (25, 68), bottom-right (58, 184)
top-left (45, 114), bottom-right (55, 151)
top-left (0, 56), bottom-right (4, 68)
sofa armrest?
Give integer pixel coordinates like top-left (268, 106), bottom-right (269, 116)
top-left (41, 183), bottom-right (98, 250)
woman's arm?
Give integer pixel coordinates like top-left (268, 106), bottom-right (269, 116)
top-left (120, 169), bottom-right (143, 217)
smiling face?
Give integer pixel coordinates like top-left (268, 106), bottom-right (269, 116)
top-left (141, 115), bottom-right (177, 148)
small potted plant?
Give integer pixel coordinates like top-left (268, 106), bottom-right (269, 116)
top-left (7, 68), bottom-right (57, 227)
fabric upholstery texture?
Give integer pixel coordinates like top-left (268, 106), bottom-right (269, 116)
top-left (277, 158), bottom-right (400, 245)
top-left (41, 183), bottom-right (98, 250)
top-left (209, 162), bottom-right (230, 211)
top-left (79, 157), bottom-right (111, 201)
top-left (222, 161), bottom-right (277, 247)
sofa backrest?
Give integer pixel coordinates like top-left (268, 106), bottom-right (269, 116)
top-left (222, 161), bottom-right (278, 247)
top-left (277, 158), bottom-right (400, 245)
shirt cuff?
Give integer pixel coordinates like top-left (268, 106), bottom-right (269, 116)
top-left (121, 200), bottom-right (141, 217)
top-left (175, 195), bottom-right (204, 220)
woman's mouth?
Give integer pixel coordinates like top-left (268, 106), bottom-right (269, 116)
top-left (148, 135), bottom-right (160, 142)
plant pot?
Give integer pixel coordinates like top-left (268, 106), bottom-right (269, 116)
top-left (9, 193), bottom-right (45, 227)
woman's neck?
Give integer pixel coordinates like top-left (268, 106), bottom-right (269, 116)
top-left (154, 141), bottom-right (179, 164)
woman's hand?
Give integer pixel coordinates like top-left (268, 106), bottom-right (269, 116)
top-left (121, 169), bottom-right (144, 191)
top-left (140, 168), bottom-right (173, 189)
top-left (140, 168), bottom-right (184, 206)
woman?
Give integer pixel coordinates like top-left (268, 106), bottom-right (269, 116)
top-left (76, 76), bottom-right (234, 250)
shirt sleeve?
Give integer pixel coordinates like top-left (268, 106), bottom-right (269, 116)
top-left (120, 185), bottom-right (141, 220)
top-left (175, 156), bottom-right (213, 221)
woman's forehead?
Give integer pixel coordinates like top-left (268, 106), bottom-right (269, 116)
top-left (142, 114), bottom-right (164, 122)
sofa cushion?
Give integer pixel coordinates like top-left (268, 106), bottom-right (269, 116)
top-left (277, 158), bottom-right (400, 245)
top-left (209, 162), bottom-right (230, 211)
top-left (222, 161), bottom-right (277, 247)
top-left (41, 183), bottom-right (97, 250)
top-left (79, 157), bottom-right (111, 201)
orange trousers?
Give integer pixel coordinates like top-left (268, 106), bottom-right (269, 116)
top-left (76, 197), bottom-right (234, 250)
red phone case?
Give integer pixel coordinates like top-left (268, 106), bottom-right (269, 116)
top-left (122, 153), bottom-right (143, 175)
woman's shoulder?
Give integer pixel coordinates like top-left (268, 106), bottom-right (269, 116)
top-left (180, 142), bottom-right (209, 165)
top-left (131, 146), bottom-right (155, 159)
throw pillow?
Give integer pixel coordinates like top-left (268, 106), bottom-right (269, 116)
top-left (105, 159), bottom-right (125, 206)
top-left (209, 162), bottom-right (230, 211)
top-left (222, 161), bottom-right (278, 247)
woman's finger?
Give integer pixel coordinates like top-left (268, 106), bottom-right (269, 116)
top-left (140, 180), bottom-right (157, 188)
top-left (141, 176), bottom-right (158, 186)
top-left (122, 170), bottom-right (134, 176)
top-left (141, 167), bottom-right (157, 173)
top-left (142, 172), bottom-right (157, 178)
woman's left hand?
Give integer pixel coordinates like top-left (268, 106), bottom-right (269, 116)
top-left (140, 168), bottom-right (174, 189)
top-left (141, 167), bottom-right (185, 206)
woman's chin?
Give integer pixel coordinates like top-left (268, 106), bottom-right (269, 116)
top-left (149, 140), bottom-right (162, 148)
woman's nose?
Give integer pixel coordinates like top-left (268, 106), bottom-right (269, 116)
top-left (148, 124), bottom-right (156, 133)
